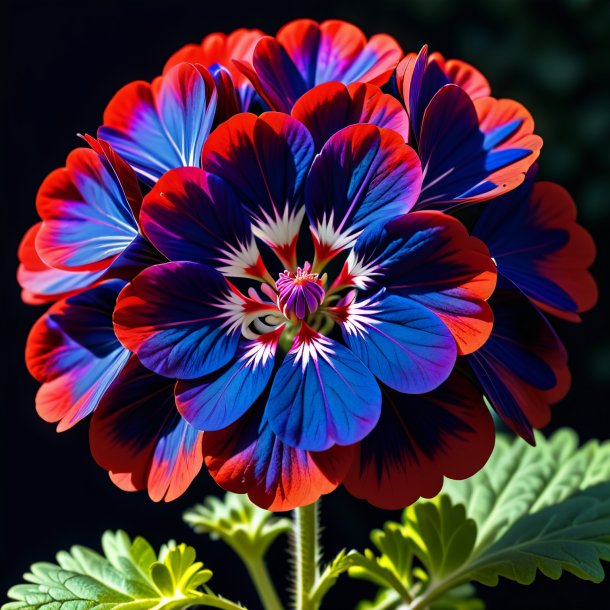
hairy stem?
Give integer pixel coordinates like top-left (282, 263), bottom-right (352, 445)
top-left (243, 557), bottom-right (284, 610)
top-left (293, 502), bottom-right (321, 610)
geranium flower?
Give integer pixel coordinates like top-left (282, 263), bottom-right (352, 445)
top-left (18, 18), bottom-right (597, 510)
top-left (111, 110), bottom-right (497, 508)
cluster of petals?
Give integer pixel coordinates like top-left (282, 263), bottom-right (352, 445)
top-left (19, 19), bottom-right (596, 510)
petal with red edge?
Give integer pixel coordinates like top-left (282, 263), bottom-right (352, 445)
top-left (336, 293), bottom-right (457, 394)
top-left (346, 211), bottom-right (496, 354)
top-left (81, 135), bottom-right (143, 221)
top-left (280, 19), bottom-right (401, 89)
top-left (429, 52), bottom-right (491, 99)
top-left (163, 29), bottom-right (264, 109)
top-left (208, 65), bottom-right (242, 123)
top-left (467, 287), bottom-right (569, 443)
top-left (236, 19), bottom-right (402, 113)
top-left (203, 397), bottom-right (355, 510)
top-left (474, 176), bottom-right (597, 321)
top-left (141, 167), bottom-right (264, 279)
top-left (396, 47), bottom-right (490, 139)
top-left (397, 46), bottom-right (446, 139)
top-left (292, 82), bottom-right (409, 150)
top-left (17, 223), bottom-right (105, 304)
top-left (266, 324), bottom-right (381, 452)
top-left (90, 356), bottom-right (203, 502)
top-left (343, 371), bottom-right (495, 510)
top-left (99, 63), bottom-right (216, 183)
top-left (239, 36), bottom-right (307, 114)
top-left (305, 124), bottom-right (422, 262)
top-left (26, 280), bottom-right (130, 431)
top-left (176, 328), bottom-right (281, 431)
top-left (416, 85), bottom-right (542, 210)
top-left (113, 262), bottom-right (240, 379)
top-left (201, 112), bottom-right (314, 267)
top-left (36, 148), bottom-right (138, 272)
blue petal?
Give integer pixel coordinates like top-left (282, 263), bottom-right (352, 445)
top-left (338, 293), bottom-right (456, 394)
top-left (113, 262), bottom-right (241, 379)
top-left (266, 326), bottom-right (381, 451)
top-left (305, 124), bottom-right (421, 258)
top-left (176, 333), bottom-right (279, 431)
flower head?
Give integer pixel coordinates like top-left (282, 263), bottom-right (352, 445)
top-left (19, 19), bottom-right (596, 510)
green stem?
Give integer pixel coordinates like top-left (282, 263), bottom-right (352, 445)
top-left (243, 557), bottom-right (284, 610)
top-left (293, 502), bottom-right (320, 610)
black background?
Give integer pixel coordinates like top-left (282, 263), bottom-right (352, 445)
top-left (3, 1), bottom-right (610, 608)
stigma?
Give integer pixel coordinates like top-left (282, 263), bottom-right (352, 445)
top-left (276, 262), bottom-right (325, 320)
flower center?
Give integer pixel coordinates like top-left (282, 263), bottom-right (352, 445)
top-left (276, 262), bottom-right (325, 320)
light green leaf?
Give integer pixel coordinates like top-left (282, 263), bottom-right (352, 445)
top-left (405, 429), bottom-right (610, 609)
top-left (466, 483), bottom-right (610, 586)
top-left (184, 492), bottom-right (291, 561)
top-left (405, 496), bottom-right (477, 580)
top-left (309, 550), bottom-right (355, 607)
top-left (348, 521), bottom-right (415, 602)
top-left (356, 588), bottom-right (402, 610)
top-left (3, 531), bottom-right (245, 610)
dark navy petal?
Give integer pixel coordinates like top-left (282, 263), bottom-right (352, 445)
top-left (266, 324), bottom-right (381, 451)
top-left (90, 356), bottom-right (203, 502)
top-left (346, 211), bottom-right (496, 354)
top-left (105, 233), bottom-right (167, 281)
top-left (305, 124), bottom-right (421, 263)
top-left (473, 175), bottom-right (597, 321)
top-left (396, 46), bottom-right (491, 139)
top-left (25, 280), bottom-right (130, 431)
top-left (141, 167), bottom-right (266, 279)
top-left (416, 85), bottom-right (542, 210)
top-left (344, 371), bottom-right (494, 509)
top-left (113, 262), bottom-right (241, 379)
top-left (336, 293), bottom-right (456, 394)
top-left (467, 288), bottom-right (570, 443)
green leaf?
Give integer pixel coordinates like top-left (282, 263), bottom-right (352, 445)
top-left (184, 492), bottom-right (291, 561)
top-left (348, 521), bottom-right (415, 602)
top-left (466, 483), bottom-right (610, 586)
top-left (442, 429), bottom-right (610, 551)
top-left (3, 531), bottom-right (245, 610)
top-left (309, 550), bottom-right (355, 607)
top-left (405, 496), bottom-right (477, 580)
top-left (429, 584), bottom-right (485, 610)
top-left (348, 429), bottom-right (610, 610)
top-left (436, 428), bottom-right (610, 587)
top-left (356, 588), bottom-right (402, 610)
